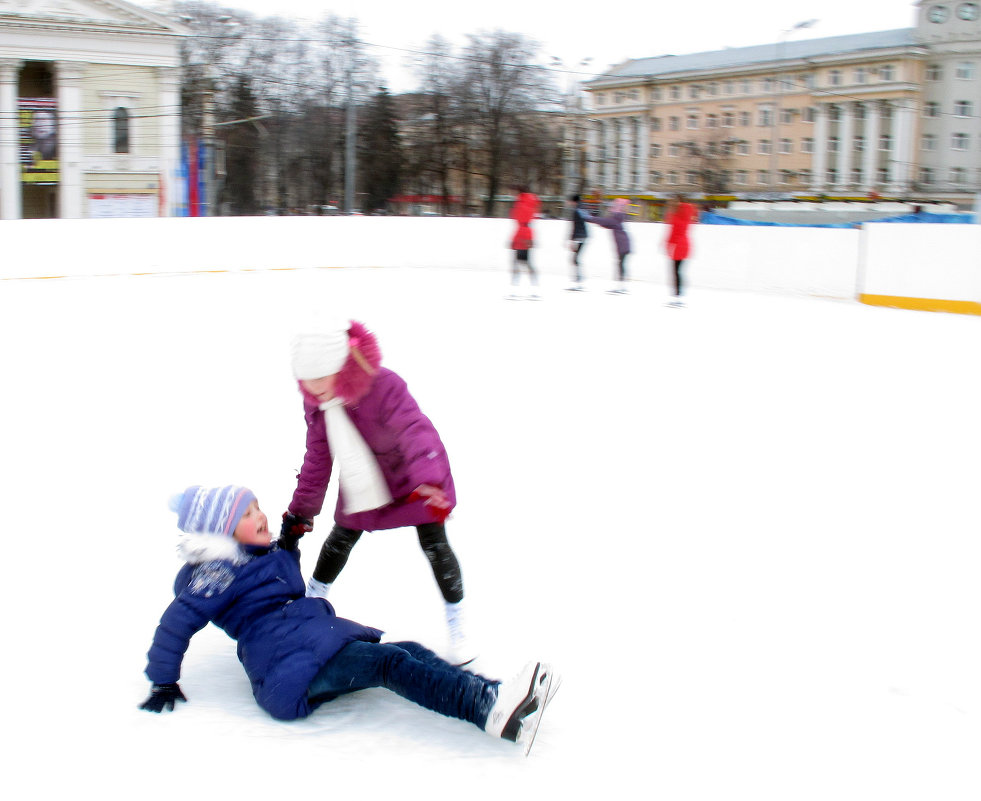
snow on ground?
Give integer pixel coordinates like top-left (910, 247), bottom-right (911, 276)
top-left (2, 264), bottom-right (979, 800)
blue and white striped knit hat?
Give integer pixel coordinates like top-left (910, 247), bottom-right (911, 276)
top-left (168, 485), bottom-right (257, 537)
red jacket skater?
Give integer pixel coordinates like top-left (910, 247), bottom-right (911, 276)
top-left (510, 191), bottom-right (540, 250)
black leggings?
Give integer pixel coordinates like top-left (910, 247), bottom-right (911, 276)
top-left (672, 259), bottom-right (685, 296)
top-left (313, 522), bottom-right (464, 604)
top-left (512, 251), bottom-right (538, 285)
top-left (571, 242), bottom-right (585, 282)
top-left (617, 254), bottom-right (628, 282)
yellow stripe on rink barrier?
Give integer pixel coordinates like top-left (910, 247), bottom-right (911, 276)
top-left (859, 294), bottom-right (981, 316)
top-left (0, 265), bottom-right (363, 281)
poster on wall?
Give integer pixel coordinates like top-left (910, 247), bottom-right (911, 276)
top-left (88, 194), bottom-right (157, 218)
top-left (19, 97), bottom-right (59, 185)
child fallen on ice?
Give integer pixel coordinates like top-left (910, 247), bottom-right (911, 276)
top-left (140, 485), bottom-right (558, 754)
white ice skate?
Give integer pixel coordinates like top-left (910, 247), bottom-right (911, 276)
top-left (565, 283), bottom-right (585, 292)
top-left (484, 661), bottom-right (559, 755)
top-left (445, 600), bottom-right (478, 667)
top-left (665, 296), bottom-right (686, 308)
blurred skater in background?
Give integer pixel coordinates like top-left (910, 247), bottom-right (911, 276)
top-left (585, 197), bottom-right (632, 294)
top-left (565, 194), bottom-right (589, 291)
top-left (664, 194), bottom-right (697, 307)
top-left (508, 185), bottom-right (542, 300)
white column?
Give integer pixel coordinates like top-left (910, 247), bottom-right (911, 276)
top-left (0, 59), bottom-right (22, 220)
top-left (810, 103), bottom-right (829, 193)
top-left (836, 103), bottom-right (854, 189)
top-left (604, 120), bottom-right (615, 189)
top-left (586, 120), bottom-right (599, 189)
top-left (618, 118), bottom-right (630, 191)
top-left (889, 99), bottom-right (915, 193)
top-left (636, 116), bottom-right (648, 193)
top-left (56, 61), bottom-right (85, 219)
top-left (157, 66), bottom-right (181, 217)
top-left (862, 101), bottom-right (880, 191)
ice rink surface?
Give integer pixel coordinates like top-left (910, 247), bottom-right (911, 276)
top-left (2, 265), bottom-right (978, 800)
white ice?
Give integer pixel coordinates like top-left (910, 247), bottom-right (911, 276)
top-left (2, 262), bottom-right (978, 800)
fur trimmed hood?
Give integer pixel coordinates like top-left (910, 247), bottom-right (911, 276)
top-left (177, 531), bottom-right (251, 566)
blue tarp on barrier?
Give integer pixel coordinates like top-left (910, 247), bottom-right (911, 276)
top-left (700, 211), bottom-right (976, 227)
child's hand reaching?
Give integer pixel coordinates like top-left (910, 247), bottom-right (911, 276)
top-left (139, 682), bottom-right (187, 713)
top-left (409, 484), bottom-right (451, 523)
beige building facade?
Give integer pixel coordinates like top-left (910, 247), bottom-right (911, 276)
top-left (583, 1), bottom-right (981, 210)
top-left (0, 0), bottom-right (186, 219)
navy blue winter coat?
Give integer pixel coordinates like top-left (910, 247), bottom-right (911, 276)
top-left (145, 536), bottom-right (382, 720)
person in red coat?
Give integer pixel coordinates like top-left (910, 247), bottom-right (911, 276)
top-left (508, 185), bottom-right (542, 300)
top-left (664, 194), bottom-right (697, 307)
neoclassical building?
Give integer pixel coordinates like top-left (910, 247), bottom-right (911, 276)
top-left (0, 0), bottom-right (186, 219)
top-left (582, 0), bottom-right (981, 208)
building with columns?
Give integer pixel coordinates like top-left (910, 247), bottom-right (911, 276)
top-left (0, 0), bottom-right (186, 219)
top-left (582, 1), bottom-right (981, 211)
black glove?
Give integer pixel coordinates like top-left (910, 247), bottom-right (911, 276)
top-left (140, 682), bottom-right (187, 713)
top-left (278, 512), bottom-right (313, 551)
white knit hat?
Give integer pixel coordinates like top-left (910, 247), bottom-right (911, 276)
top-left (291, 314), bottom-right (351, 380)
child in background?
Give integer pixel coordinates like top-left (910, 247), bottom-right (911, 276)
top-left (141, 485), bottom-right (557, 754)
top-left (507, 185), bottom-right (542, 300)
top-left (565, 194), bottom-right (589, 291)
top-left (664, 194), bottom-right (697, 307)
top-left (281, 316), bottom-right (476, 665)
top-left (585, 197), bottom-right (632, 294)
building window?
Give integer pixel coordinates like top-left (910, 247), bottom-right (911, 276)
top-left (924, 101), bottom-right (940, 118)
top-left (706, 114), bottom-right (718, 128)
top-left (799, 169), bottom-right (812, 184)
top-left (650, 87), bottom-right (662, 102)
top-left (828, 105), bottom-right (841, 122)
top-left (879, 64), bottom-right (895, 81)
top-left (669, 116), bottom-right (680, 131)
top-left (596, 93), bottom-right (606, 106)
top-left (780, 108), bottom-right (794, 124)
top-left (689, 85), bottom-right (701, 99)
top-left (802, 106), bottom-right (815, 123)
top-left (685, 170), bottom-right (698, 184)
top-left (954, 100), bottom-right (973, 116)
top-left (780, 138), bottom-right (792, 154)
top-left (113, 107), bottom-right (130, 154)
top-left (828, 136), bottom-right (839, 153)
top-left (739, 111), bottom-right (751, 126)
top-left (951, 167), bottom-right (967, 184)
top-left (741, 79), bottom-right (751, 94)
top-left (855, 67), bottom-right (867, 84)
top-left (757, 170), bottom-right (770, 185)
top-left (724, 80), bottom-right (734, 95)
top-left (670, 85), bottom-right (681, 100)
top-left (952, 132), bottom-right (970, 150)
top-left (779, 169), bottom-right (794, 184)
top-left (668, 171), bottom-right (679, 185)
top-left (758, 108), bottom-right (773, 126)
top-left (920, 167), bottom-right (934, 184)
top-left (827, 168), bottom-right (838, 184)
top-left (922, 134), bottom-right (937, 151)
top-left (877, 167), bottom-right (888, 183)
top-left (758, 139), bottom-right (772, 155)
top-left (687, 114), bottom-right (699, 129)
top-left (763, 77), bottom-right (775, 92)
top-left (651, 117), bottom-right (662, 132)
top-left (879, 133), bottom-right (892, 151)
top-left (650, 143), bottom-right (662, 157)
top-left (829, 69), bottom-right (842, 86)
top-left (854, 136), bottom-right (865, 152)
top-left (851, 168), bottom-right (862, 184)
top-left (926, 64), bottom-right (942, 81)
top-left (707, 82), bottom-right (718, 96)
top-left (651, 170), bottom-right (662, 185)
top-left (737, 141), bottom-right (750, 156)
top-left (956, 61), bottom-right (976, 79)
top-left (802, 73), bottom-right (815, 89)
top-left (801, 137), bottom-right (814, 153)
top-left (722, 112), bottom-right (734, 128)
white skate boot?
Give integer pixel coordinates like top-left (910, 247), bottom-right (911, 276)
top-left (484, 661), bottom-right (560, 755)
top-left (305, 577), bottom-right (332, 600)
top-left (445, 599), bottom-right (478, 667)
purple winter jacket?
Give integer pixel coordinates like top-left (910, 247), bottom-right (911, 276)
top-left (288, 367), bottom-right (456, 531)
top-left (585, 210), bottom-right (632, 256)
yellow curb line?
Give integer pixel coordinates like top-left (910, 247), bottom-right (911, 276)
top-left (859, 293), bottom-right (981, 316)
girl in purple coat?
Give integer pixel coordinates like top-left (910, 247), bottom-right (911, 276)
top-left (141, 485), bottom-right (557, 754)
top-left (585, 197), bottom-right (632, 293)
top-left (281, 316), bottom-right (474, 665)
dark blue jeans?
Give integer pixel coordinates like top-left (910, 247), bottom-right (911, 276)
top-left (308, 640), bottom-right (497, 728)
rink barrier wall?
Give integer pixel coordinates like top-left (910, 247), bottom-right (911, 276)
top-left (1, 216), bottom-right (977, 314)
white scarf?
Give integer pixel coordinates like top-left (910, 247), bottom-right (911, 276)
top-left (321, 398), bottom-right (392, 514)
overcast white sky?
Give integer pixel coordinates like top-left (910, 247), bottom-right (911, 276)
top-left (176, 0), bottom-right (920, 92)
